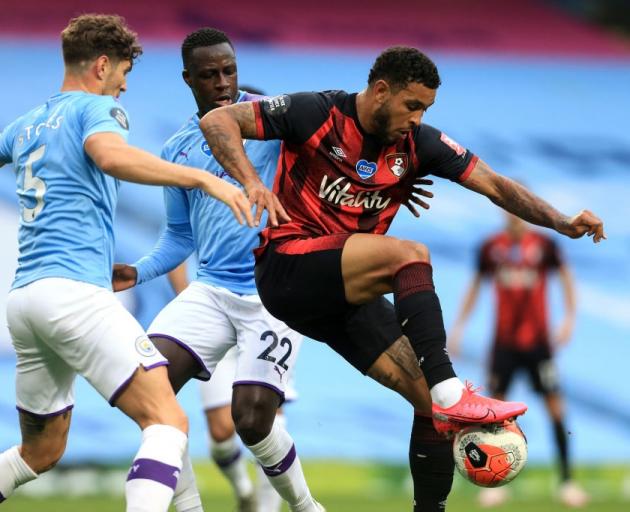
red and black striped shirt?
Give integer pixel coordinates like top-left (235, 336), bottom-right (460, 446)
top-left (252, 90), bottom-right (478, 252)
top-left (478, 231), bottom-right (563, 350)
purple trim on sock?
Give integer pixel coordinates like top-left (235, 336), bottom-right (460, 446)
top-left (149, 333), bottom-right (211, 380)
top-left (233, 380), bottom-right (285, 402)
top-left (127, 458), bottom-right (179, 490)
top-left (108, 361), bottom-right (170, 406)
top-left (261, 444), bottom-right (296, 477)
top-left (213, 448), bottom-right (242, 468)
top-left (16, 404), bottom-right (74, 419)
top-left (0, 491), bottom-right (5, 502)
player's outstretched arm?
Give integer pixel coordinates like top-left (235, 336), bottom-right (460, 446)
top-left (84, 132), bottom-right (254, 227)
top-left (448, 273), bottom-right (483, 357)
top-left (461, 159), bottom-right (606, 243)
top-left (555, 263), bottom-right (576, 346)
top-left (199, 102), bottom-right (290, 227)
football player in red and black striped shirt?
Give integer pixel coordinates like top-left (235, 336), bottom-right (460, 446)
top-left (450, 213), bottom-right (589, 507)
top-left (199, 47), bottom-right (605, 511)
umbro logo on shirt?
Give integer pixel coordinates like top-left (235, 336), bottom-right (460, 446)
top-left (329, 146), bottom-right (347, 161)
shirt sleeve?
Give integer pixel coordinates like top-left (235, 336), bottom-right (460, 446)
top-left (414, 124), bottom-right (478, 182)
top-left (133, 185), bottom-right (194, 285)
top-left (0, 120), bottom-right (18, 165)
top-left (81, 96), bottom-right (131, 144)
top-left (251, 92), bottom-right (333, 144)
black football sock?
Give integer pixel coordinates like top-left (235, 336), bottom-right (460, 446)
top-left (409, 414), bottom-right (454, 512)
top-left (552, 418), bottom-right (571, 482)
top-left (394, 262), bottom-right (456, 388)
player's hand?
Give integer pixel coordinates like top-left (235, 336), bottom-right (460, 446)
top-left (560, 209), bottom-right (606, 243)
top-left (245, 181), bottom-right (291, 228)
top-left (112, 264), bottom-right (138, 292)
top-left (403, 178), bottom-right (433, 218)
top-left (203, 175), bottom-right (255, 227)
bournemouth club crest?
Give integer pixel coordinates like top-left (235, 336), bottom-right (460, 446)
top-left (386, 153), bottom-right (408, 178)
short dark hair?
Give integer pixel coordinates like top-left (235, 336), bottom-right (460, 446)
top-left (368, 46), bottom-right (441, 91)
top-left (181, 28), bottom-right (233, 67)
top-left (61, 14), bottom-right (142, 67)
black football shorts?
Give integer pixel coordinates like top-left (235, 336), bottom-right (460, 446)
top-left (488, 344), bottom-right (560, 396)
top-left (254, 235), bottom-right (403, 374)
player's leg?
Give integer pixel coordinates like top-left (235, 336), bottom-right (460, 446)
top-left (364, 337), bottom-right (454, 511)
top-left (254, 411), bottom-right (287, 512)
top-left (476, 347), bottom-right (516, 508)
top-left (255, 240), bottom-right (455, 512)
top-left (253, 371), bottom-right (300, 512)
top-left (35, 279), bottom-right (189, 512)
top-left (144, 335), bottom-right (203, 512)
top-left (146, 281), bottom-right (237, 512)
top-left (230, 295), bottom-right (321, 512)
top-left (530, 349), bottom-right (588, 507)
top-left (113, 365), bottom-right (189, 512)
top-left (341, 233), bottom-right (527, 432)
top-left (0, 285), bottom-right (73, 501)
top-left (0, 412), bottom-right (70, 502)
top-left (199, 349), bottom-right (256, 511)
top-left (324, 299), bottom-right (453, 512)
top-left (4, 277), bottom-right (189, 512)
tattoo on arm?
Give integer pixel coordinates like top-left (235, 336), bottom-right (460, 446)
top-left (231, 102), bottom-right (259, 139)
top-left (468, 160), bottom-right (569, 231)
top-left (200, 103), bottom-right (260, 184)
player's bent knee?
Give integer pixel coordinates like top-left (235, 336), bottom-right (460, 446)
top-left (233, 403), bottom-right (275, 445)
top-left (162, 404), bottom-right (189, 433)
top-left (232, 387), bottom-right (279, 445)
top-left (209, 422), bottom-right (236, 443)
top-left (388, 240), bottom-right (431, 274)
top-left (206, 408), bottom-right (236, 442)
top-left (116, 366), bottom-right (189, 433)
top-left (401, 240), bottom-right (430, 263)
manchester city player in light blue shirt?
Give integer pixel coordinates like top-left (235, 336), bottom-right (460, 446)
top-left (0, 15), bottom-right (258, 512)
top-left (113, 28), bottom-right (323, 512)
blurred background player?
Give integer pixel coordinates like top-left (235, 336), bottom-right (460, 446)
top-left (113, 28), bottom-right (322, 512)
top-left (0, 14), bottom-right (254, 512)
top-left (449, 212), bottom-right (590, 508)
top-left (168, 262), bottom-right (298, 512)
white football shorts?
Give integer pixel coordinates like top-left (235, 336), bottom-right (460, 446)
top-left (198, 345), bottom-right (299, 410)
top-left (6, 277), bottom-right (167, 416)
top-left (149, 281), bottom-right (302, 401)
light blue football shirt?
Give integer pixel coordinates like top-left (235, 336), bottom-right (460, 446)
top-left (0, 91), bottom-right (130, 290)
top-left (134, 91), bottom-right (280, 295)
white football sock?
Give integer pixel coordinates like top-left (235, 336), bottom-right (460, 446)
top-left (126, 424), bottom-right (187, 512)
top-left (430, 377), bottom-right (465, 408)
top-left (211, 433), bottom-right (254, 499)
top-left (255, 463), bottom-right (283, 512)
top-left (247, 419), bottom-right (316, 512)
top-left (173, 448), bottom-right (203, 512)
top-left (254, 414), bottom-right (285, 512)
top-left (0, 446), bottom-right (38, 501)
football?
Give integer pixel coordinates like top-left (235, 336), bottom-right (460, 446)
top-left (452, 421), bottom-right (528, 487)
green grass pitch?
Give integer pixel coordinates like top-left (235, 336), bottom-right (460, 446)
top-left (2, 461), bottom-right (628, 511)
